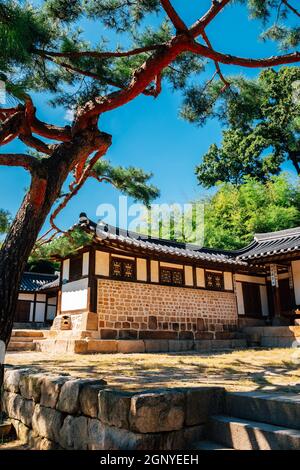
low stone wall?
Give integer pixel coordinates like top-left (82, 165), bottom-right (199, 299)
top-left (1, 368), bottom-right (225, 450)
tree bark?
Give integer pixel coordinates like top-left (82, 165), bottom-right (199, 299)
top-left (289, 151), bottom-right (300, 175)
top-left (0, 128), bottom-right (111, 351)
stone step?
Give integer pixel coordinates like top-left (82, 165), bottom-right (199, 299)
top-left (209, 415), bottom-right (300, 450)
top-left (226, 391), bottom-right (300, 430)
top-left (194, 440), bottom-right (234, 450)
top-left (7, 341), bottom-right (35, 351)
top-left (9, 337), bottom-right (35, 342)
top-left (11, 330), bottom-right (45, 338)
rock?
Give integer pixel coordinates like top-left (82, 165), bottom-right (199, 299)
top-left (144, 340), bottom-right (169, 352)
top-left (28, 432), bottom-right (59, 450)
top-left (40, 375), bottom-right (70, 408)
top-left (19, 373), bottom-right (44, 402)
top-left (99, 389), bottom-right (132, 428)
top-left (59, 415), bottom-right (88, 450)
top-left (168, 340), bottom-right (194, 352)
top-left (87, 418), bottom-right (105, 450)
top-left (79, 383), bottom-right (105, 418)
top-left (3, 369), bottom-right (31, 393)
top-left (17, 421), bottom-right (31, 443)
top-left (185, 387), bottom-right (225, 426)
top-left (32, 404), bottom-right (64, 442)
top-left (4, 392), bottom-right (34, 427)
top-left (148, 316), bottom-right (157, 330)
top-left (159, 424), bottom-right (205, 450)
top-left (57, 378), bottom-right (106, 415)
top-left (129, 390), bottom-right (185, 433)
top-left (87, 340), bottom-right (117, 353)
top-left (117, 340), bottom-right (145, 353)
top-left (1, 390), bottom-right (9, 414)
top-left (102, 425), bottom-right (160, 450)
top-left (196, 318), bottom-right (205, 331)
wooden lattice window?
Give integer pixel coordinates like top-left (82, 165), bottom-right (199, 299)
top-left (111, 258), bottom-right (136, 281)
top-left (205, 271), bottom-right (224, 291)
top-left (160, 268), bottom-right (183, 286)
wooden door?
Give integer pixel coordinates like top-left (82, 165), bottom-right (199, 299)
top-left (15, 300), bottom-right (31, 322)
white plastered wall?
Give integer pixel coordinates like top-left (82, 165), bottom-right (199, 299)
top-left (150, 260), bottom-right (159, 283)
top-left (184, 266), bottom-right (194, 286)
top-left (292, 260), bottom-right (300, 305)
top-left (224, 272), bottom-right (233, 291)
top-left (61, 278), bottom-right (88, 312)
top-left (95, 250), bottom-right (109, 276)
top-left (62, 259), bottom-right (70, 282)
top-left (196, 268), bottom-right (205, 287)
top-left (137, 258), bottom-right (147, 281)
top-left (82, 252), bottom-right (89, 276)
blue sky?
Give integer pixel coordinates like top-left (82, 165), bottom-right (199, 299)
top-left (0, 1), bottom-right (297, 232)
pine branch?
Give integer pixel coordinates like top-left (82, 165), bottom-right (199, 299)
top-left (160, 0), bottom-right (188, 32)
top-left (0, 153), bottom-right (39, 173)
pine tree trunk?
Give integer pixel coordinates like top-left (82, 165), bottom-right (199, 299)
top-left (0, 129), bottom-right (111, 387)
top-left (289, 151), bottom-right (300, 175)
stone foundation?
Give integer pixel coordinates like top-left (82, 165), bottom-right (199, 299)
top-left (1, 368), bottom-right (225, 450)
top-left (243, 326), bottom-right (300, 347)
top-left (34, 337), bottom-right (247, 354)
top-left (97, 279), bottom-right (238, 340)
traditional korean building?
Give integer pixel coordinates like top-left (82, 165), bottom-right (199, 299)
top-left (15, 272), bottom-right (59, 326)
top-left (40, 213), bottom-right (300, 353)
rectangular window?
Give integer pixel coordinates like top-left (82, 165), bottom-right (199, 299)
top-left (111, 258), bottom-right (136, 281)
top-left (160, 267), bottom-right (184, 286)
top-left (242, 282), bottom-right (262, 317)
top-left (69, 255), bottom-right (83, 281)
top-left (205, 271), bottom-right (224, 291)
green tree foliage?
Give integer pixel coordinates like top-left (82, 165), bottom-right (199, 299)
top-left (31, 227), bottom-right (94, 261)
top-left (189, 67), bottom-right (300, 187)
top-left (204, 174), bottom-right (300, 249)
top-left (1, 1), bottom-right (299, 108)
top-left (0, 209), bottom-right (10, 234)
top-left (142, 175), bottom-right (300, 250)
top-left (92, 159), bottom-right (159, 207)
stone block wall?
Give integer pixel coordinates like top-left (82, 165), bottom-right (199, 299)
top-left (1, 368), bottom-right (225, 450)
top-left (97, 279), bottom-right (238, 340)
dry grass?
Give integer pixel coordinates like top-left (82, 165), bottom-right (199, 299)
top-left (4, 348), bottom-right (300, 393)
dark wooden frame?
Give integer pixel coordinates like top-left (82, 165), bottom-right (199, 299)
top-left (204, 269), bottom-right (225, 292)
top-left (110, 256), bottom-right (136, 282)
top-left (159, 265), bottom-right (185, 286)
top-left (241, 281), bottom-right (263, 318)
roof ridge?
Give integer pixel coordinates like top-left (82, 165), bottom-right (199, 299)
top-left (254, 226), bottom-right (300, 241)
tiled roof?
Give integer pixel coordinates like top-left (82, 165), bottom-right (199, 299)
top-left (75, 214), bottom-right (247, 267)
top-left (39, 277), bottom-right (60, 291)
top-left (20, 272), bottom-right (59, 292)
top-left (235, 226), bottom-right (300, 261)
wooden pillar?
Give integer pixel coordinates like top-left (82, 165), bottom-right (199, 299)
top-left (32, 292), bottom-right (37, 322)
top-left (270, 263), bottom-right (281, 320)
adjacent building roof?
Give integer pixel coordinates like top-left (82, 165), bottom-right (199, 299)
top-left (76, 213), bottom-right (247, 267)
top-left (235, 226), bottom-right (300, 261)
top-left (20, 272), bottom-right (59, 292)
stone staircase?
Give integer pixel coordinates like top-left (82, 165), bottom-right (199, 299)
top-left (8, 330), bottom-right (48, 351)
top-left (195, 391), bottom-right (300, 450)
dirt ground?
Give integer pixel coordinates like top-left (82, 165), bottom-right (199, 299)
top-left (4, 347), bottom-right (300, 393)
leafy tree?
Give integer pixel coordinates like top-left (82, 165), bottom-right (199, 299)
top-left (0, 1), bottom-right (299, 354)
top-left (143, 174), bottom-right (300, 249)
top-left (31, 228), bottom-right (94, 261)
top-left (191, 67), bottom-right (300, 187)
top-left (0, 209), bottom-right (10, 234)
top-left (204, 174), bottom-right (300, 249)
